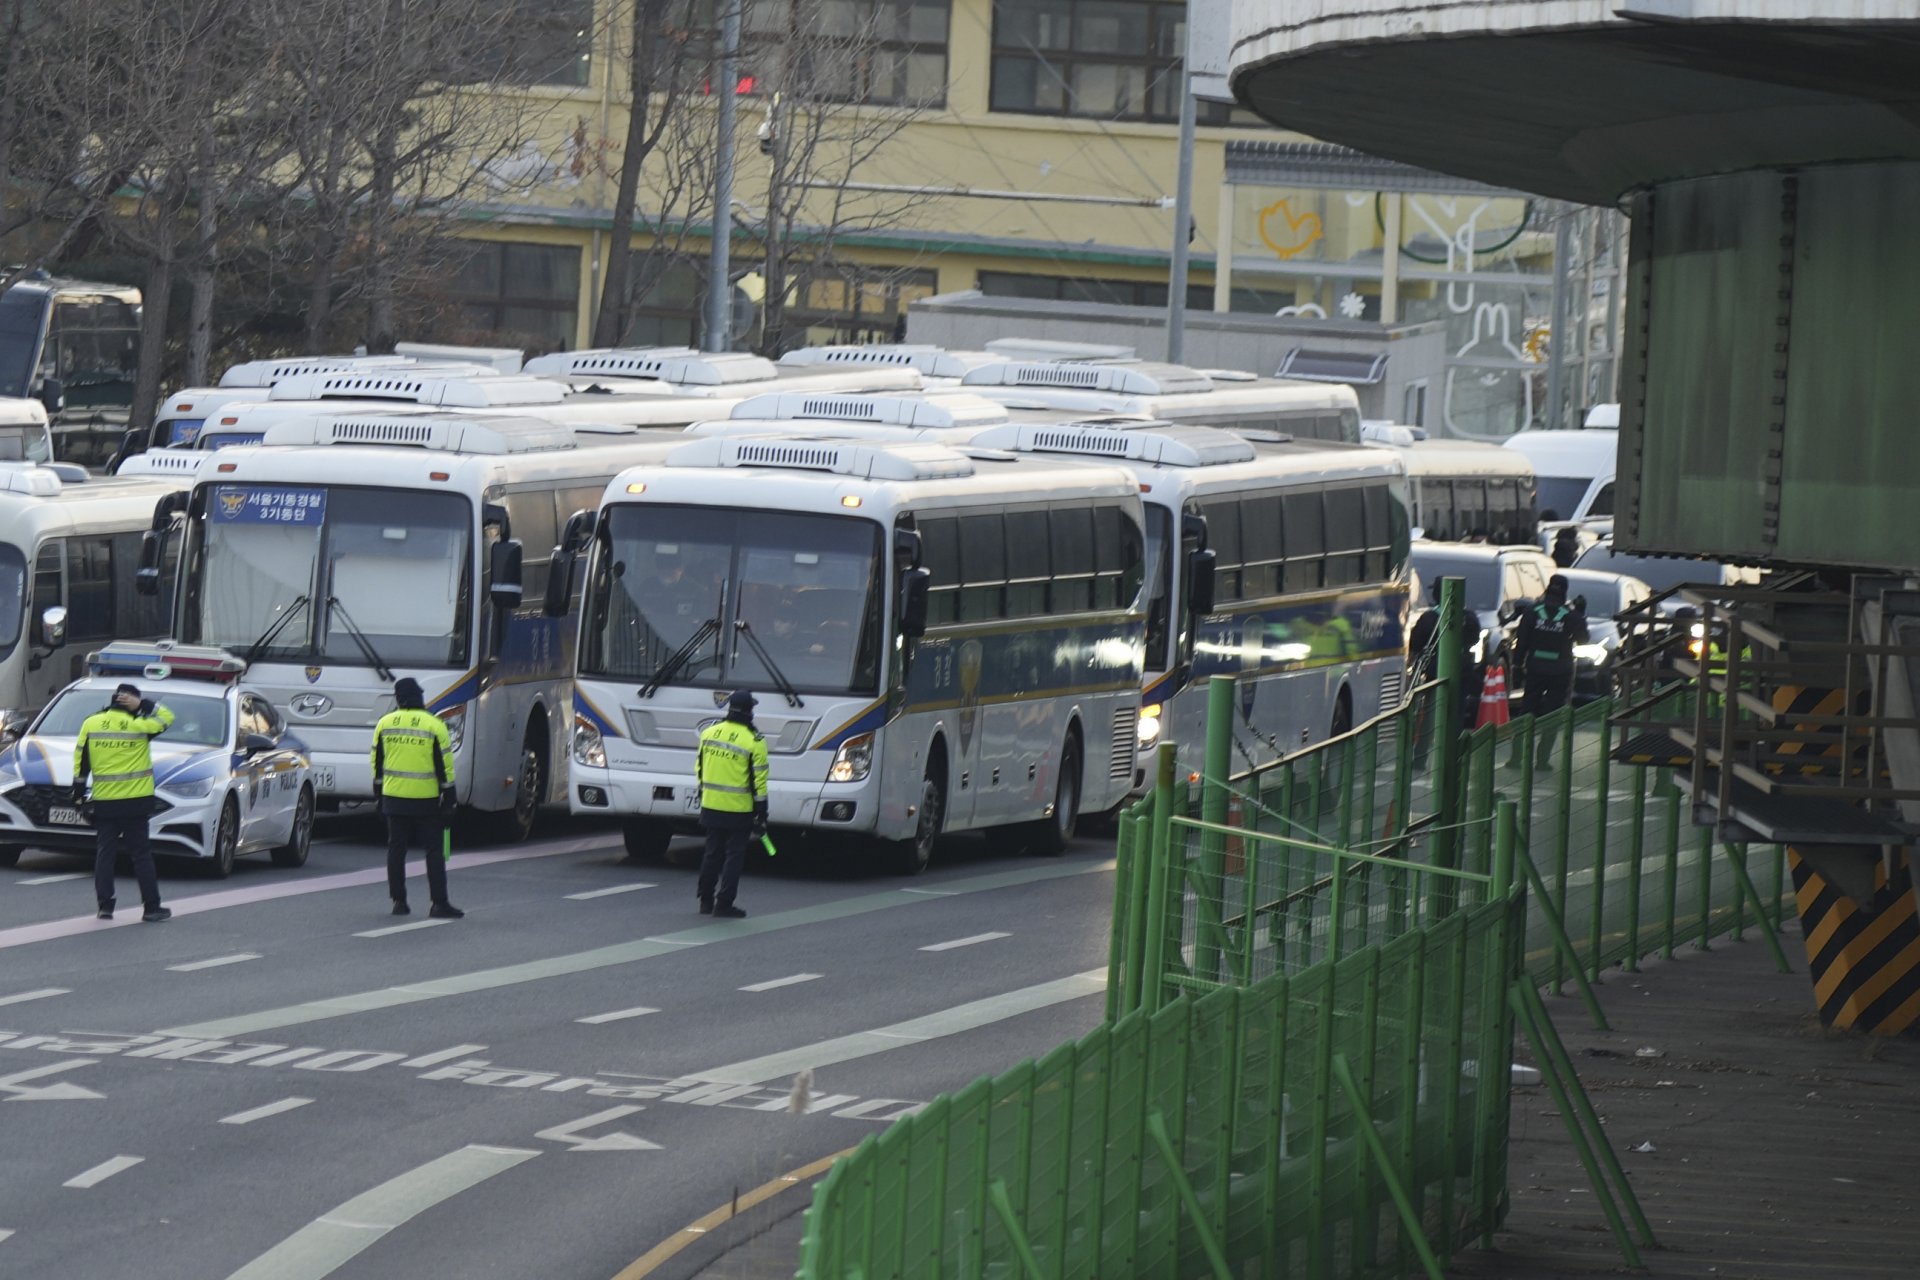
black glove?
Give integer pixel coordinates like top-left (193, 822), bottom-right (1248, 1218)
top-left (137, 699), bottom-right (156, 717)
top-left (440, 788), bottom-right (457, 816)
top-left (71, 783), bottom-right (86, 808)
top-left (752, 801), bottom-right (769, 835)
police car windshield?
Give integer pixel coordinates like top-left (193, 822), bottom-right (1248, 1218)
top-left (185, 485), bottom-right (474, 669)
top-left (584, 504), bottom-right (885, 696)
top-left (34, 689), bottom-right (229, 747)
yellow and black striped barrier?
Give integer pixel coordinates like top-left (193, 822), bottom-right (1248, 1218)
top-left (1790, 848), bottom-right (1920, 1035)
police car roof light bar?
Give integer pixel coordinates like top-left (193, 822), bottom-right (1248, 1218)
top-left (87, 640), bottom-right (247, 684)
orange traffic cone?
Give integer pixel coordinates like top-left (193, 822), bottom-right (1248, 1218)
top-left (1476, 660), bottom-right (1512, 729)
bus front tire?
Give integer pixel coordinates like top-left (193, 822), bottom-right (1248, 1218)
top-left (622, 819), bottom-right (673, 862)
top-left (891, 770), bottom-right (944, 876)
top-left (505, 741), bottom-right (545, 843)
top-left (1026, 732), bottom-right (1082, 857)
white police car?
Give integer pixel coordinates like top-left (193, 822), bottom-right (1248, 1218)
top-left (0, 642), bottom-right (314, 876)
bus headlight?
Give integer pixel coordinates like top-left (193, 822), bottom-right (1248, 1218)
top-left (441, 704), bottom-right (466, 752)
top-left (1138, 707), bottom-right (1162, 746)
top-left (573, 715), bottom-right (606, 768)
top-left (829, 732), bottom-right (874, 783)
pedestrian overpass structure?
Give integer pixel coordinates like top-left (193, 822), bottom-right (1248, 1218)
top-left (1209, 1), bottom-right (1920, 1035)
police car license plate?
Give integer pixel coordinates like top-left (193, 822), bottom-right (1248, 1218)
top-left (47, 805), bottom-right (86, 827)
top-left (312, 767), bottom-right (336, 792)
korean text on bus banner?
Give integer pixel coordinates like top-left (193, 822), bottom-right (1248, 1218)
top-left (213, 486), bottom-right (328, 525)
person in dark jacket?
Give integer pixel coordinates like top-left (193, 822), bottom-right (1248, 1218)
top-left (1551, 526), bottom-right (1580, 568)
top-left (1512, 575), bottom-right (1589, 767)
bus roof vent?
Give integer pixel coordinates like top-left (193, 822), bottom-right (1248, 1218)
top-left (960, 360), bottom-right (1214, 396)
top-left (666, 436), bottom-right (974, 480)
top-left (971, 422), bottom-right (1257, 467)
top-left (728, 391), bottom-right (1009, 429)
top-left (523, 346), bottom-right (779, 385)
top-left (264, 414), bottom-right (574, 455)
top-left (117, 450), bottom-right (203, 477)
top-left (218, 354), bottom-right (417, 388)
top-left (391, 342), bottom-right (523, 374)
top-left (266, 370), bottom-right (561, 406)
top-left (0, 462), bottom-right (63, 496)
top-left (777, 344), bottom-right (1006, 380)
top-left (981, 337), bottom-right (1138, 362)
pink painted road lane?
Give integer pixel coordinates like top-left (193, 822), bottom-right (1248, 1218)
top-left (0, 835), bottom-right (618, 951)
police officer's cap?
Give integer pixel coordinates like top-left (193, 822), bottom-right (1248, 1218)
top-left (1546, 574), bottom-right (1570, 597)
top-left (726, 689), bottom-right (758, 713)
top-left (114, 682), bottom-right (141, 701)
top-left (393, 677), bottom-right (426, 707)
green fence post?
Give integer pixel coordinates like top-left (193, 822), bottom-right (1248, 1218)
top-left (1393, 941), bottom-right (1427, 1277)
top-left (1695, 825), bottom-right (1714, 950)
top-left (1661, 776), bottom-right (1682, 959)
top-left (1623, 767), bottom-right (1648, 972)
top-left (1330, 1054), bottom-right (1447, 1280)
top-left (1197, 676), bottom-right (1235, 984)
top-left (1551, 707), bottom-right (1576, 993)
top-left (985, 1179), bottom-right (1050, 1280)
top-left (1108, 808), bottom-right (1134, 1021)
top-left (1143, 1111), bottom-right (1234, 1280)
top-left (1143, 743), bottom-right (1177, 1015)
top-left (1122, 809), bottom-right (1152, 1016)
top-left (1517, 840), bottom-right (1611, 1030)
top-left (1720, 843), bottom-right (1795, 974)
top-left (1772, 843), bottom-right (1788, 929)
top-left (1433, 576), bottom-right (1466, 912)
top-left (1587, 722), bottom-right (1614, 979)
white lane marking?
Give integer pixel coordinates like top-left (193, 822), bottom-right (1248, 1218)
top-left (576, 1006), bottom-right (659, 1025)
top-left (64, 1156), bottom-right (143, 1188)
top-left (353, 920), bottom-right (451, 939)
top-left (0, 1229), bottom-right (11, 1244)
top-left (160, 861), bottom-right (1116, 1040)
top-left (0, 988), bottom-right (69, 1007)
top-left (534, 1105), bottom-right (661, 1152)
top-left (17, 874), bottom-right (85, 885)
top-left (920, 931), bottom-right (1011, 952)
top-left (564, 883), bottom-right (656, 900)
top-left (400, 1044), bottom-right (488, 1068)
top-left (0, 1059), bottom-right (104, 1102)
top-left (900, 887), bottom-right (959, 896)
top-left (221, 1144), bottom-right (537, 1280)
top-left (220, 1097), bottom-right (314, 1125)
top-left (683, 970), bottom-right (1109, 1086)
top-left (167, 953), bottom-right (261, 972)
top-left (739, 973), bottom-right (822, 993)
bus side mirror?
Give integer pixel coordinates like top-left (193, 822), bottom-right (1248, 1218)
top-left (36, 376), bottom-right (64, 415)
top-left (893, 526), bottom-right (922, 570)
top-left (544, 509), bottom-right (598, 618)
top-left (39, 606), bottom-right (66, 649)
top-left (489, 539), bottom-right (524, 612)
top-left (135, 530), bottom-right (163, 596)
top-left (899, 568), bottom-right (931, 639)
top-left (1186, 549), bottom-right (1216, 617)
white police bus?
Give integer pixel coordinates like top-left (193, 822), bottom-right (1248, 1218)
top-left (139, 412), bottom-right (682, 840)
top-left (558, 435), bottom-right (1148, 873)
top-left (1391, 437), bottom-right (1538, 544)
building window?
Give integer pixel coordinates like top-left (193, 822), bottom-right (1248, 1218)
top-left (977, 270), bottom-right (1209, 311)
top-left (619, 258), bottom-right (935, 354)
top-left (694, 0), bottom-right (950, 107)
top-left (473, 1), bottom-right (593, 87)
top-left (447, 242), bottom-right (581, 353)
top-left (989, 0), bottom-right (1248, 124)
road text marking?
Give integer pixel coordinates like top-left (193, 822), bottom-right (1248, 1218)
top-left (354, 920), bottom-right (451, 939)
top-left (400, 1044), bottom-right (488, 1068)
top-left (565, 883), bottom-right (656, 900)
top-left (0, 988), bottom-right (68, 1008)
top-left (685, 970), bottom-right (1108, 1085)
top-left (577, 1006), bottom-right (660, 1025)
top-left (168, 954), bottom-right (260, 972)
top-left (920, 931), bottom-right (1011, 952)
top-left (64, 1156), bottom-right (142, 1188)
top-left (739, 973), bottom-right (822, 993)
top-left (220, 1097), bottom-right (314, 1125)
top-left (222, 1144), bottom-right (537, 1280)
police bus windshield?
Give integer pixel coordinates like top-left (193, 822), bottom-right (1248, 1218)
top-left (181, 485), bottom-right (474, 668)
top-left (582, 505), bottom-right (885, 696)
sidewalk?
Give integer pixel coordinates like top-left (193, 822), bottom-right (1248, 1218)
top-left (1452, 929), bottom-right (1920, 1278)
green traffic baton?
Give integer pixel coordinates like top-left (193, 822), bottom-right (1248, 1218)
top-left (760, 833), bottom-right (777, 857)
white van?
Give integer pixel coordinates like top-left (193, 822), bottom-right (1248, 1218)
top-left (1502, 420), bottom-right (1616, 524)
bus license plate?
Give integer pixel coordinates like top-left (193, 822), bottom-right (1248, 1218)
top-left (683, 791), bottom-right (700, 813)
top-left (48, 806), bottom-right (86, 827)
top-left (312, 767), bottom-right (336, 792)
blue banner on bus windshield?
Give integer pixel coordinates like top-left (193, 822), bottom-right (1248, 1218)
top-left (213, 485), bottom-right (327, 525)
top-left (166, 418), bottom-right (204, 445)
top-left (204, 433), bottom-right (266, 450)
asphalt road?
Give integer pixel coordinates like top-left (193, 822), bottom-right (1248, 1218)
top-left (0, 811), bottom-right (1117, 1279)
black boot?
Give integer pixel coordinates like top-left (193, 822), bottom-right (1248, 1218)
top-left (429, 902), bottom-right (465, 919)
top-left (713, 903), bottom-right (747, 919)
top-left (391, 899), bottom-right (411, 915)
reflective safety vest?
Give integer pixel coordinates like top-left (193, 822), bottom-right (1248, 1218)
top-left (75, 703), bottom-right (175, 801)
top-left (371, 708), bottom-right (453, 800)
top-left (697, 718), bottom-right (768, 814)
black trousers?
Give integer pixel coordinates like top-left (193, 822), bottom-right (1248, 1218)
top-left (384, 802), bottom-right (450, 905)
top-left (93, 798), bottom-right (160, 912)
top-left (698, 809), bottom-right (751, 907)
top-left (1524, 670), bottom-right (1575, 763)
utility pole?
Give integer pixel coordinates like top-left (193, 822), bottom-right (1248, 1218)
top-left (1165, 45), bottom-right (1196, 364)
top-left (703, 0), bottom-right (742, 353)
top-left (1544, 202), bottom-right (1572, 430)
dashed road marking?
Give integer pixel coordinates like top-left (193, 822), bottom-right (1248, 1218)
top-left (576, 1006), bottom-right (660, 1025)
top-left (353, 920), bottom-right (451, 939)
top-left (167, 954), bottom-right (260, 972)
top-left (738, 973), bottom-right (822, 993)
top-left (920, 931), bottom-right (1010, 952)
top-left (221, 1097), bottom-right (314, 1125)
top-left (17, 874), bottom-right (85, 886)
top-left (64, 1156), bottom-right (143, 1188)
top-left (0, 988), bottom-right (68, 1007)
top-left (565, 883), bottom-right (656, 900)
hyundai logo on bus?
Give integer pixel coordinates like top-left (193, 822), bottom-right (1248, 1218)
top-left (290, 693), bottom-right (334, 717)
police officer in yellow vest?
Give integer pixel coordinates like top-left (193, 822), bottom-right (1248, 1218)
top-left (371, 678), bottom-right (463, 919)
top-left (696, 689), bottom-right (769, 918)
top-left (74, 683), bottom-right (175, 922)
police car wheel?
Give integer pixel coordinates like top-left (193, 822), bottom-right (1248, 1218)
top-left (272, 787), bottom-right (314, 868)
top-left (208, 798), bottom-right (239, 879)
top-left (0, 845), bottom-right (20, 868)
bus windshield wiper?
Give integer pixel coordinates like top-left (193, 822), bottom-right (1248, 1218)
top-left (243, 594), bottom-right (311, 665)
top-left (733, 619), bottom-right (803, 708)
top-left (323, 596), bottom-right (395, 682)
top-left (640, 614), bottom-right (721, 699)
